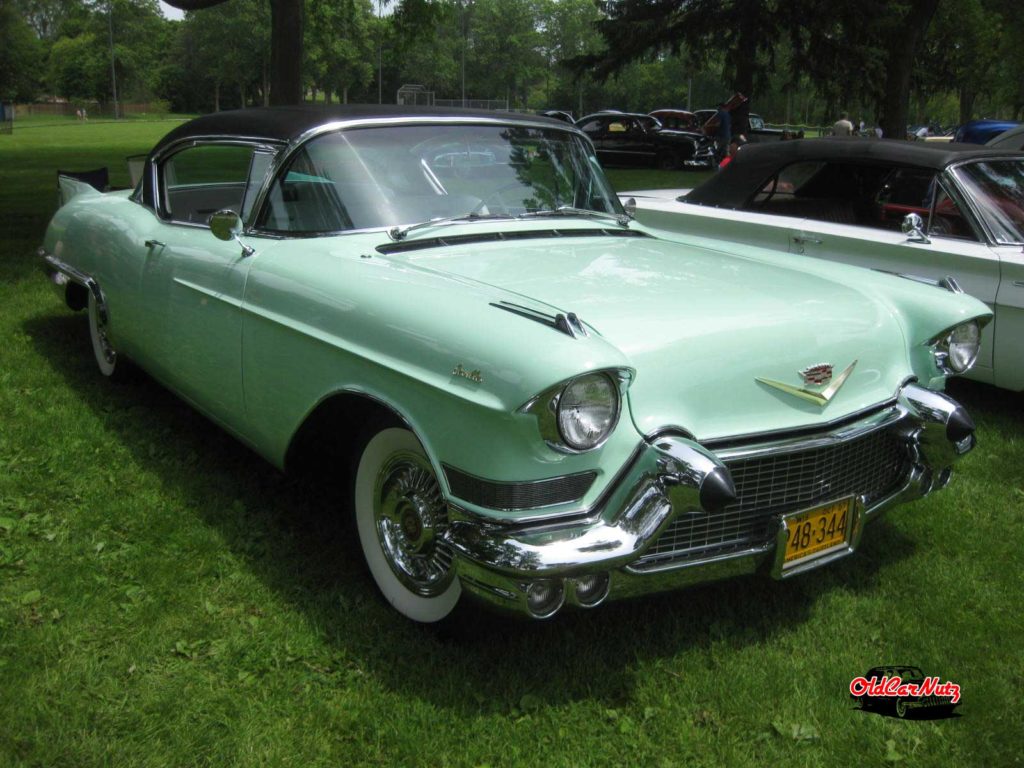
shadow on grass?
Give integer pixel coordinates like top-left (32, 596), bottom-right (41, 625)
top-left (27, 310), bottom-right (923, 714)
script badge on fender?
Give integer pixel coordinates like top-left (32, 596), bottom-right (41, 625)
top-left (757, 360), bottom-right (857, 407)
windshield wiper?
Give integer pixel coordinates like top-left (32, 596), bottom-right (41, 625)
top-left (516, 206), bottom-right (631, 228)
top-left (388, 212), bottom-right (513, 241)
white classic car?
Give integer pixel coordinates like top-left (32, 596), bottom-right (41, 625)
top-left (623, 138), bottom-right (1024, 391)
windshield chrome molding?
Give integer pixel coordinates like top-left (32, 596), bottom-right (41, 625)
top-left (946, 158), bottom-right (1024, 246)
top-left (247, 117), bottom-right (608, 238)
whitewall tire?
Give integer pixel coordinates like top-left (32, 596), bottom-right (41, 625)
top-left (87, 289), bottom-right (119, 378)
top-left (354, 427), bottom-right (460, 623)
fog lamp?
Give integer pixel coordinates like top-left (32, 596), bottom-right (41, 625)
top-left (525, 579), bottom-right (564, 619)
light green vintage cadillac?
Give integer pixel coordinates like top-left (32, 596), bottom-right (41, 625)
top-left (41, 107), bottom-right (991, 622)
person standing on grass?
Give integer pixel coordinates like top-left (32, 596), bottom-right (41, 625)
top-left (833, 112), bottom-right (854, 136)
top-left (714, 102), bottom-right (732, 161)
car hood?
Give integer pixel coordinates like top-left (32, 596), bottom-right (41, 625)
top-left (402, 229), bottom-right (914, 441)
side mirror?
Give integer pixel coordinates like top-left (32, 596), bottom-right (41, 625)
top-left (901, 212), bottom-right (931, 244)
top-left (208, 209), bottom-right (255, 257)
top-left (622, 197), bottom-right (637, 219)
top-left (209, 209), bottom-right (243, 242)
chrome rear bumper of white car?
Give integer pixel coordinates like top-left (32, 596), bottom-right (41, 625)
top-left (445, 382), bottom-right (974, 618)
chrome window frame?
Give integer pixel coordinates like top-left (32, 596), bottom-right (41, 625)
top-left (947, 156), bottom-right (1024, 246)
top-left (138, 135), bottom-right (286, 231)
top-left (245, 116), bottom-right (609, 240)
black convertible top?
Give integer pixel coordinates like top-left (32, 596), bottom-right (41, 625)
top-left (687, 137), bottom-right (1019, 209)
top-left (151, 105), bottom-right (568, 156)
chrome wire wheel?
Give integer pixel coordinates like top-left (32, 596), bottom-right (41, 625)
top-left (354, 427), bottom-right (460, 622)
top-left (87, 289), bottom-right (118, 377)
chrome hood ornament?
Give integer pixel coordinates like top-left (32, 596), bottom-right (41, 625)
top-left (757, 360), bottom-right (857, 407)
top-left (799, 363), bottom-right (833, 386)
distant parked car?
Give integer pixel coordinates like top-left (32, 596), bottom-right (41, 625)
top-left (621, 138), bottom-right (1024, 390)
top-left (694, 108), bottom-right (782, 142)
top-left (954, 118), bottom-right (1020, 144)
top-left (539, 109), bottom-right (574, 124)
top-left (649, 108), bottom-right (699, 131)
top-left (986, 124), bottom-right (1024, 150)
top-left (575, 111), bottom-right (715, 169)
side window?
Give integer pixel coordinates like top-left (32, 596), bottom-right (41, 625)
top-left (928, 178), bottom-right (977, 241)
top-left (752, 161), bottom-right (824, 205)
top-left (875, 168), bottom-right (936, 229)
top-left (579, 120), bottom-right (602, 136)
top-left (161, 144), bottom-right (254, 225)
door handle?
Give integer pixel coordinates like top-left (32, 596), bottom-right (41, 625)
top-left (144, 239), bottom-right (166, 249)
top-left (792, 235), bottom-right (823, 245)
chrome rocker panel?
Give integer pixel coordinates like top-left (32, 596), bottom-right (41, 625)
top-left (444, 382), bottom-right (975, 618)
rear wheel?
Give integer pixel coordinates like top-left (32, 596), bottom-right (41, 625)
top-left (87, 289), bottom-right (122, 379)
top-left (353, 427), bottom-right (460, 622)
top-left (655, 151), bottom-right (678, 171)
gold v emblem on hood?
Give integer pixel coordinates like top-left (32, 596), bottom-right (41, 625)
top-left (757, 360), bottom-right (858, 407)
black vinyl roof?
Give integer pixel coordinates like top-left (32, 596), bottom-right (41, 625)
top-left (151, 105), bottom-right (569, 156)
top-left (686, 137), bottom-right (1020, 209)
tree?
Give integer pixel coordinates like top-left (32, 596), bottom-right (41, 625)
top-left (0, 4), bottom-right (44, 101)
top-left (163, 0), bottom-right (301, 105)
top-left (305, 0), bottom-right (374, 103)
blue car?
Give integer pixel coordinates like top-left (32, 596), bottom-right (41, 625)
top-left (954, 118), bottom-right (1020, 144)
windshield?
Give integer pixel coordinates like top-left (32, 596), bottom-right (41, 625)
top-left (257, 123), bottom-right (623, 234)
top-left (952, 159), bottom-right (1024, 244)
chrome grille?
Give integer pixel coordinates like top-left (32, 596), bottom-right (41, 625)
top-left (636, 428), bottom-right (910, 569)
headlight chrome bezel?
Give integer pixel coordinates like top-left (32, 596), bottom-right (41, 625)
top-left (520, 369), bottom-right (633, 454)
top-left (930, 319), bottom-right (983, 375)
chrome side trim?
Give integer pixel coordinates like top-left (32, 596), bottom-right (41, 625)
top-left (39, 251), bottom-right (102, 303)
top-left (490, 301), bottom-right (589, 339)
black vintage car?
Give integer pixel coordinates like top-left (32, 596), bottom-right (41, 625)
top-left (851, 666), bottom-right (960, 718)
top-left (575, 111), bottom-right (715, 170)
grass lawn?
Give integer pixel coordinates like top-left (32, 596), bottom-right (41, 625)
top-left (2, 119), bottom-right (1023, 767)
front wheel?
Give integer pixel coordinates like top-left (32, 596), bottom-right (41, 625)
top-left (353, 427), bottom-right (460, 622)
top-left (895, 698), bottom-right (910, 719)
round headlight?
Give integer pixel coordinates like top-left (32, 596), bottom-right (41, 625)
top-left (557, 373), bottom-right (620, 451)
top-left (942, 322), bottom-right (981, 373)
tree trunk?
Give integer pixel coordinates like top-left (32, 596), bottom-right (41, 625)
top-left (959, 86), bottom-right (976, 126)
top-left (879, 0), bottom-right (940, 139)
top-left (240, 82), bottom-right (245, 109)
top-left (269, 0), bottom-right (303, 106)
top-left (325, 89), bottom-right (332, 106)
top-left (214, 81), bottom-right (220, 112)
top-left (343, 86), bottom-right (348, 104)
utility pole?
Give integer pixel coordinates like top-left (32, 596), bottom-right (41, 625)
top-left (461, 1), bottom-right (467, 106)
top-left (377, 0), bottom-right (383, 104)
top-left (108, 1), bottom-right (119, 119)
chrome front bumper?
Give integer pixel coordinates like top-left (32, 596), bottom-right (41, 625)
top-left (444, 383), bottom-right (975, 618)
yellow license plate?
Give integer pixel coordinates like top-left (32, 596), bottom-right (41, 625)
top-left (783, 497), bottom-right (854, 567)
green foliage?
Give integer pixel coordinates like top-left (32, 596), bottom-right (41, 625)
top-left (0, 4), bottom-right (44, 101)
top-left (305, 0), bottom-right (375, 102)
